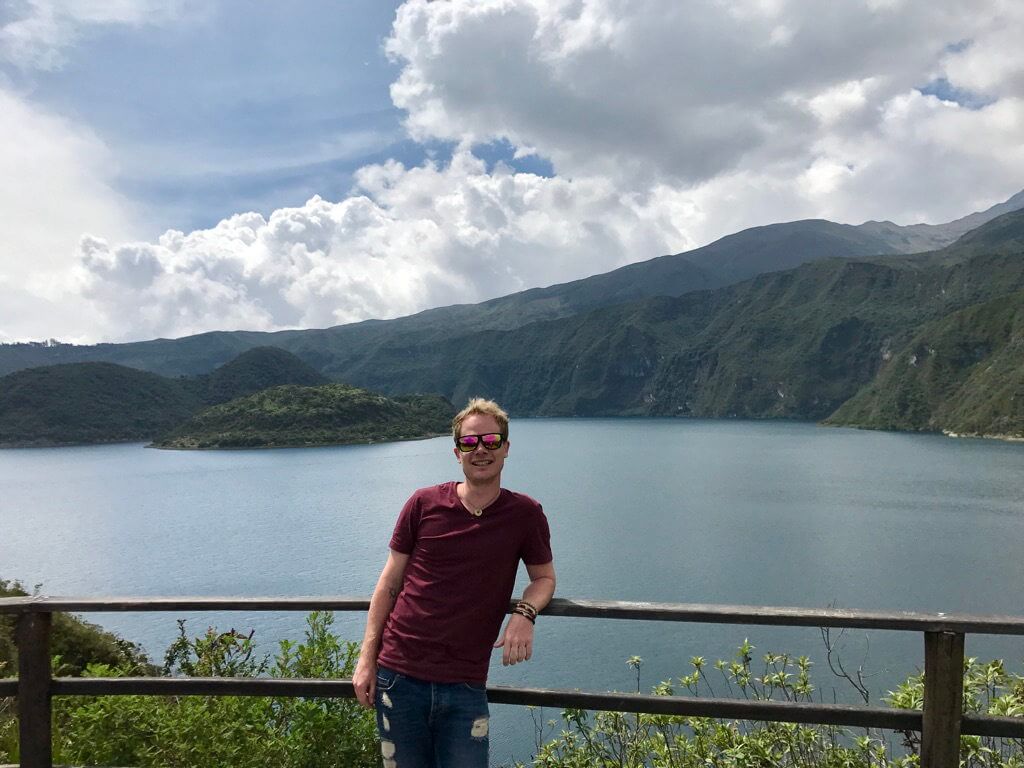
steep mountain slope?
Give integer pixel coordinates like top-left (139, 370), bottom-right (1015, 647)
top-left (317, 210), bottom-right (1024, 420)
top-left (826, 291), bottom-right (1024, 437)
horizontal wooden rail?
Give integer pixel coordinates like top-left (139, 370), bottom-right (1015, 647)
top-left (5, 677), bottom-right (1024, 738)
top-left (50, 676), bottom-right (919, 730)
top-left (4, 595), bottom-right (1024, 635)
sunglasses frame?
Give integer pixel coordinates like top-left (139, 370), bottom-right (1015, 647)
top-left (454, 433), bottom-right (507, 452)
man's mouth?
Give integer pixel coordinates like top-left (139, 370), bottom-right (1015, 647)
top-left (471, 459), bottom-right (493, 466)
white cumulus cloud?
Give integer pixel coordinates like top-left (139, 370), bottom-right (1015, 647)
top-left (385, 0), bottom-right (1024, 224)
top-left (0, 85), bottom-right (142, 342)
top-left (67, 151), bottom-right (688, 342)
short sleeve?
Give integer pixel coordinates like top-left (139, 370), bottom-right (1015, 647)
top-left (520, 504), bottom-right (553, 565)
top-left (389, 492), bottom-right (421, 554)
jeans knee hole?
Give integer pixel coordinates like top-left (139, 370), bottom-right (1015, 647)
top-left (471, 716), bottom-right (489, 738)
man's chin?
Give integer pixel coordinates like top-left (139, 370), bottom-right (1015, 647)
top-left (465, 466), bottom-right (501, 481)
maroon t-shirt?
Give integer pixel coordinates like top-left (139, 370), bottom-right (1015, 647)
top-left (376, 481), bottom-right (552, 684)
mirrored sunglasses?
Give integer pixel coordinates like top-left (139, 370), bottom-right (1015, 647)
top-left (455, 433), bottom-right (506, 452)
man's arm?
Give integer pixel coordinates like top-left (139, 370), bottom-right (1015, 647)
top-left (493, 560), bottom-right (556, 666)
top-left (353, 549), bottom-right (409, 708)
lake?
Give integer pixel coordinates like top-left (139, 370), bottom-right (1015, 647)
top-left (3, 419), bottom-right (1024, 764)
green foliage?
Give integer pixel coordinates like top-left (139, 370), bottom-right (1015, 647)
top-left (48, 612), bottom-right (378, 768)
top-left (1, 578), bottom-right (154, 762)
top-left (517, 641), bottom-right (1024, 768)
top-left (0, 579), bottom-right (152, 676)
top-left (0, 362), bottom-right (201, 446)
top-left (885, 657), bottom-right (1024, 765)
top-left (0, 693), bottom-right (13, 764)
top-left (155, 383), bottom-right (453, 449)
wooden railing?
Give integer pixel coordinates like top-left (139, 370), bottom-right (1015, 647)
top-left (2, 596), bottom-right (1024, 767)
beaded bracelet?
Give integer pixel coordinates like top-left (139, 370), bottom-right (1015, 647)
top-left (513, 607), bottom-right (536, 624)
top-left (515, 601), bottom-right (537, 620)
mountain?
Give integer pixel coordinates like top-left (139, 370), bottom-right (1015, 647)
top-left (857, 189), bottom-right (1024, 254)
top-left (155, 385), bottom-right (454, 449)
top-left (310, 209), bottom-right (1024, 423)
top-left (3, 190), bottom-right (1021, 381)
top-left (198, 345), bottom-right (330, 404)
top-left (0, 362), bottom-right (201, 447)
top-left (678, 218), bottom-right (900, 284)
top-left (825, 290), bottom-right (1024, 437)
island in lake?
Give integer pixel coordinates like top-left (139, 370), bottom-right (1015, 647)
top-left (154, 384), bottom-right (454, 449)
top-left (0, 347), bottom-right (454, 449)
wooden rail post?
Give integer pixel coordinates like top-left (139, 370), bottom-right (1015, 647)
top-left (921, 630), bottom-right (964, 768)
top-left (16, 612), bottom-right (52, 768)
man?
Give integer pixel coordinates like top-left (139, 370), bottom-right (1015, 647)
top-left (353, 398), bottom-right (556, 768)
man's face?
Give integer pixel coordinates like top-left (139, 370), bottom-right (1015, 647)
top-left (454, 413), bottom-right (509, 484)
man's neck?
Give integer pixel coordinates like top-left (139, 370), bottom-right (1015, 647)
top-left (458, 477), bottom-right (502, 505)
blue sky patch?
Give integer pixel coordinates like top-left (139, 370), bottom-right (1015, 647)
top-left (918, 77), bottom-right (994, 110)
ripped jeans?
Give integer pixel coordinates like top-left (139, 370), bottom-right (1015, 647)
top-left (374, 665), bottom-right (490, 768)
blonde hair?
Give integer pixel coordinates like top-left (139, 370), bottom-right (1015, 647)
top-left (452, 398), bottom-right (509, 438)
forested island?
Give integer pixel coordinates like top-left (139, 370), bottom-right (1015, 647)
top-left (155, 385), bottom-right (454, 449)
top-left (0, 347), bottom-right (454, 448)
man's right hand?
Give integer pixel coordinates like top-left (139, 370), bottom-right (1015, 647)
top-left (353, 658), bottom-right (376, 709)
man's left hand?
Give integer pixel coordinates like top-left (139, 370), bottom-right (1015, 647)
top-left (493, 613), bottom-right (534, 666)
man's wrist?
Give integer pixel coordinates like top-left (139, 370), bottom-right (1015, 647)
top-left (511, 609), bottom-right (535, 626)
top-left (356, 649), bottom-right (378, 667)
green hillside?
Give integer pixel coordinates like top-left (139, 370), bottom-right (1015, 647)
top-left (198, 345), bottom-right (331, 404)
top-left (0, 363), bottom-right (201, 447)
top-left (292, 218), bottom-right (1024, 421)
top-left (154, 384), bottom-right (454, 449)
top-left (826, 291), bottom-right (1024, 437)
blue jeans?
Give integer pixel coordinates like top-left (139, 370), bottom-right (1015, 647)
top-left (374, 665), bottom-right (490, 768)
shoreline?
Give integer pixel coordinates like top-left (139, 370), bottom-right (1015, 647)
top-left (942, 429), bottom-right (1024, 443)
top-left (148, 430), bottom-right (449, 451)
top-left (5, 419), bottom-right (1024, 449)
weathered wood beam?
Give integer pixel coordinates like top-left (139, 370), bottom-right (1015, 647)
top-left (3, 596), bottom-right (1023, 636)
top-left (921, 631), bottom-right (964, 768)
top-left (52, 677), bottom-right (919, 729)
top-left (17, 611), bottom-right (52, 768)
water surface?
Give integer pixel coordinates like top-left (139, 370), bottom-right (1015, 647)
top-left (3, 419), bottom-right (1024, 764)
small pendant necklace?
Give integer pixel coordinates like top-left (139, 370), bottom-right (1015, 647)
top-left (462, 487), bottom-right (500, 517)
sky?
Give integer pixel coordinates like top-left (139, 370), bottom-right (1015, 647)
top-left (1, 0), bottom-right (1022, 344)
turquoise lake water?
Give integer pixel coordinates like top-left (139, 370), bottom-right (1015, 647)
top-left (3, 419), bottom-right (1024, 764)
